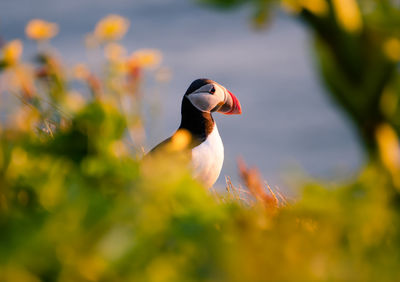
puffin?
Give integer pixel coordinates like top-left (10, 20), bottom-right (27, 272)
top-left (148, 78), bottom-right (242, 188)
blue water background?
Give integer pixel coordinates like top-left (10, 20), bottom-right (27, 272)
top-left (0, 0), bottom-right (363, 190)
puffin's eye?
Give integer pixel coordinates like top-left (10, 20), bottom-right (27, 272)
top-left (210, 86), bottom-right (216, 94)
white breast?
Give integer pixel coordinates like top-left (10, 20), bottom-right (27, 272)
top-left (191, 124), bottom-right (224, 188)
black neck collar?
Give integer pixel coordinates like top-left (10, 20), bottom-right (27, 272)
top-left (178, 96), bottom-right (214, 143)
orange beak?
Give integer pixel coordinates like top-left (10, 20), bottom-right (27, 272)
top-left (219, 90), bottom-right (242, 115)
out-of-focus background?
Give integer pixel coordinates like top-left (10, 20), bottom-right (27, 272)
top-left (0, 0), bottom-right (362, 188)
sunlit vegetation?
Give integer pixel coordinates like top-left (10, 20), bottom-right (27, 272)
top-left (1, 1), bottom-right (400, 281)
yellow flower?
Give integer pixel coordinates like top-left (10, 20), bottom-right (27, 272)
top-left (94, 14), bottom-right (130, 41)
top-left (25, 19), bottom-right (59, 40)
top-left (109, 140), bottom-right (128, 158)
top-left (332, 0), bottom-right (363, 33)
top-left (2, 40), bottom-right (23, 66)
top-left (383, 37), bottom-right (400, 62)
top-left (63, 91), bottom-right (86, 113)
top-left (104, 42), bottom-right (126, 62)
top-left (7, 65), bottom-right (36, 99)
top-left (376, 123), bottom-right (400, 176)
top-left (281, 0), bottom-right (328, 17)
top-left (128, 49), bottom-right (162, 69)
top-left (170, 129), bottom-right (191, 151)
top-left (12, 105), bottom-right (40, 132)
top-left (73, 63), bottom-right (90, 80)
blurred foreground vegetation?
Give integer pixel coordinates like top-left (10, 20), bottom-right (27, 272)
top-left (1, 2), bottom-right (400, 281)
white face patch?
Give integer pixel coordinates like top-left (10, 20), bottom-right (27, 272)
top-left (187, 83), bottom-right (227, 113)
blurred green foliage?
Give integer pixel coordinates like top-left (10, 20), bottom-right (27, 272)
top-left (1, 4), bottom-right (400, 282)
top-left (1, 105), bottom-right (400, 281)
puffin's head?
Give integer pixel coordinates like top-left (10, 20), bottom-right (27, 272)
top-left (184, 78), bottom-right (242, 115)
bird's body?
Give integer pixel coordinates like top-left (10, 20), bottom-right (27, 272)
top-left (148, 78), bottom-right (241, 188)
top-left (191, 124), bottom-right (224, 188)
